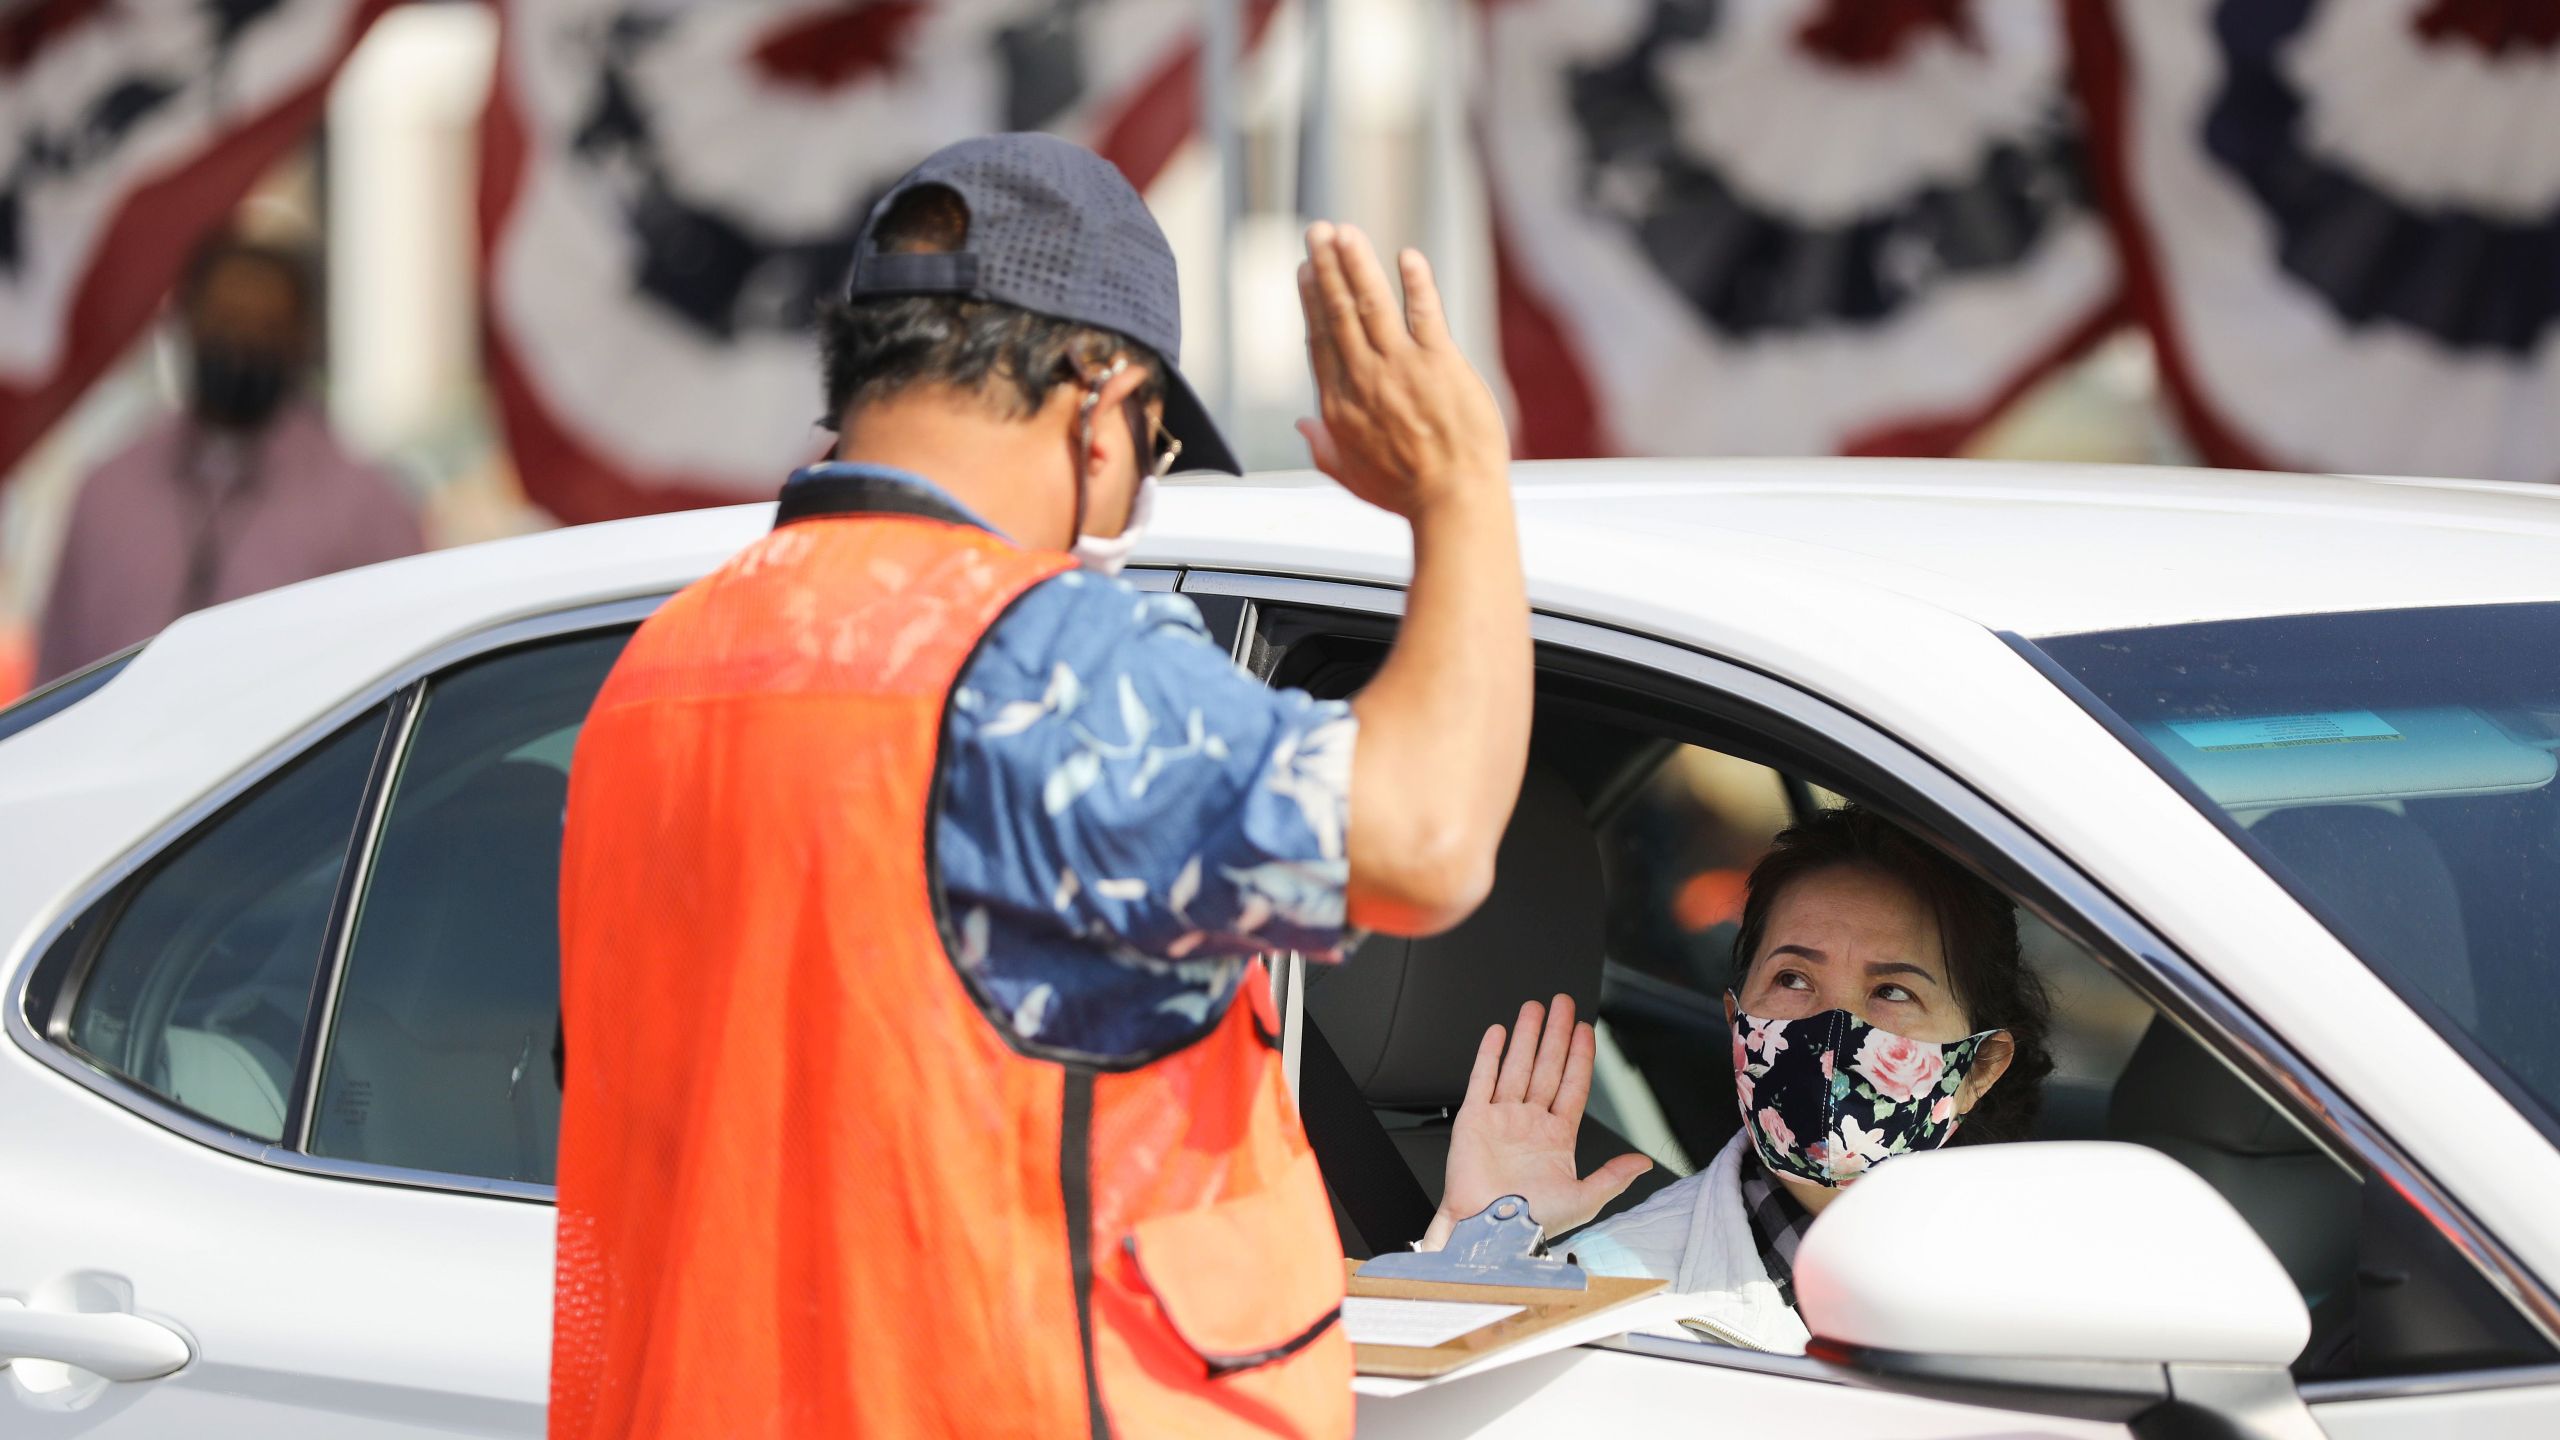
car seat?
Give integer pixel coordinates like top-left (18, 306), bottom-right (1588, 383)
top-left (312, 761), bottom-right (568, 1184)
top-left (1305, 765), bottom-right (1678, 1243)
top-left (2107, 1018), bottom-right (2360, 1353)
top-left (161, 1026), bottom-right (290, 1137)
top-left (2107, 804), bottom-right (2474, 1369)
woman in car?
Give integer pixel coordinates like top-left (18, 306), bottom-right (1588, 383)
top-left (1426, 805), bottom-right (2054, 1353)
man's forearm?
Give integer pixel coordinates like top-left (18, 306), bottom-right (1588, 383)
top-left (1346, 482), bottom-right (1531, 934)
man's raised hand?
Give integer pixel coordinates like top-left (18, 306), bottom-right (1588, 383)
top-left (1295, 222), bottom-right (1509, 519)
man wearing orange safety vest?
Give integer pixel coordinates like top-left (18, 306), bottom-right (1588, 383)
top-left (550, 134), bottom-right (1529, 1438)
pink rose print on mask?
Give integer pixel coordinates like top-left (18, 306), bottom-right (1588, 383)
top-left (1732, 1030), bottom-right (1749, 1074)
top-left (1819, 1050), bottom-right (1835, 1081)
top-left (1825, 1114), bottom-right (1891, 1182)
top-left (1755, 1106), bottom-right (1796, 1156)
top-left (1737, 1073), bottom-right (1755, 1111)
top-left (1746, 1017), bottom-right (1790, 1063)
top-left (1929, 1094), bottom-right (1956, 1126)
top-left (1852, 1028), bottom-right (1945, 1103)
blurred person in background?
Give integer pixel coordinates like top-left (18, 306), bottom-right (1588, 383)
top-left (34, 228), bottom-right (420, 682)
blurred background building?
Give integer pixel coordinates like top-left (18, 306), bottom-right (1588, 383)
top-left (2, 0), bottom-right (2552, 702)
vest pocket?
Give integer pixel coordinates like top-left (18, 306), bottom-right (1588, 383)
top-left (1124, 1148), bottom-right (1344, 1377)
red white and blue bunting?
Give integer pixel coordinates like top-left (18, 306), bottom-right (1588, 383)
top-left (1481, 0), bottom-right (2123, 459)
top-left (2075, 0), bottom-right (2560, 482)
top-left (0, 0), bottom-right (396, 476)
top-left (482, 0), bottom-right (1269, 524)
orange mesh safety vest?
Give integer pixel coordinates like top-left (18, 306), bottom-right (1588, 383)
top-left (551, 479), bottom-right (1351, 1440)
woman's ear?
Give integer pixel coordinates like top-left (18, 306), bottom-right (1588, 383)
top-left (1954, 1030), bottom-right (2015, 1116)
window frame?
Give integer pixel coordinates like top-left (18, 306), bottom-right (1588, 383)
top-left (0, 643), bottom-right (143, 748)
top-left (7, 596), bottom-right (665, 1203)
top-left (1178, 567), bottom-right (2560, 1399)
top-left (55, 697), bottom-right (400, 1139)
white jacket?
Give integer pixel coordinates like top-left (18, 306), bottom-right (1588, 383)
top-left (1557, 1131), bottom-right (1813, 1355)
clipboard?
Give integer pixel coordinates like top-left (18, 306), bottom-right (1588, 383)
top-left (1344, 1263), bottom-right (1667, 1379)
top-left (1342, 1194), bottom-right (1667, 1380)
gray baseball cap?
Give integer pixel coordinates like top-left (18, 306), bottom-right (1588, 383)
top-left (845, 132), bottom-right (1240, 477)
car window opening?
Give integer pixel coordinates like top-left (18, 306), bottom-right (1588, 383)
top-left (1260, 612), bottom-right (2557, 1385)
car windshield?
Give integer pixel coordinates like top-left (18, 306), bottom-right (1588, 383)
top-left (2030, 602), bottom-right (2560, 1135)
top-left (0, 647), bottom-right (139, 749)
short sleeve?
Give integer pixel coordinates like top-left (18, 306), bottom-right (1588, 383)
top-left (937, 569), bottom-right (1358, 967)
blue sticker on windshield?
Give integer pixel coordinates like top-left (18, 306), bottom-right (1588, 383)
top-left (2167, 710), bottom-right (2404, 752)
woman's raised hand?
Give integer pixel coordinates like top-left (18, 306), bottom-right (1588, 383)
top-left (1426, 993), bottom-right (1654, 1248)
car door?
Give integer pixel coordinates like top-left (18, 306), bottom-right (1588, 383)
top-left (1, 612), bottom-right (636, 1437)
top-left (1190, 569), bottom-right (2560, 1438)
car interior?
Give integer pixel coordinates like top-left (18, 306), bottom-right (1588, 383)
top-left (1258, 612), bottom-right (2557, 1382)
top-left (308, 632), bottom-right (622, 1185)
top-left (313, 758), bottom-right (571, 1182)
top-left (57, 708), bottom-right (391, 1142)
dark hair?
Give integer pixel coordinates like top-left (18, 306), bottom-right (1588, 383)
top-left (1731, 805), bottom-right (2054, 1144)
top-left (818, 184), bottom-right (1164, 426)
top-left (180, 231), bottom-right (319, 333)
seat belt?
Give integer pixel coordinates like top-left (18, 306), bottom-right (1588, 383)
top-left (1296, 1022), bottom-right (1439, 1257)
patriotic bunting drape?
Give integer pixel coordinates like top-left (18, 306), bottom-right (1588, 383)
top-left (5, 0), bottom-right (2551, 504)
top-left (1481, 0), bottom-right (2124, 460)
top-left (0, 0), bottom-right (397, 477)
top-left (481, 0), bottom-right (1271, 525)
top-left (2074, 0), bottom-right (2560, 483)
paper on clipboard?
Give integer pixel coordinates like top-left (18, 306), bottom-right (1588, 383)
top-left (1342, 1259), bottom-right (1670, 1390)
top-left (1350, 1289), bottom-right (1701, 1398)
top-left (1342, 1297), bottom-right (1525, 1348)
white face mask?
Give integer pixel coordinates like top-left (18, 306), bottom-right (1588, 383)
top-left (1071, 470), bottom-right (1155, 576)
top-left (1069, 357), bottom-right (1171, 576)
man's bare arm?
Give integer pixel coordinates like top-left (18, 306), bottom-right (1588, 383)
top-left (1296, 222), bottom-right (1530, 937)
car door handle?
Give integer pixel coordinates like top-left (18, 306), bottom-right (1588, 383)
top-left (0, 1297), bottom-right (192, 1382)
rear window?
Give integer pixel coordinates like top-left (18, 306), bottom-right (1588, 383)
top-left (2027, 603), bottom-right (2560, 1137)
top-left (0, 648), bottom-right (139, 748)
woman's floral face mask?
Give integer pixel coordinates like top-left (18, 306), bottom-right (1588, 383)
top-left (1726, 994), bottom-right (2001, 1188)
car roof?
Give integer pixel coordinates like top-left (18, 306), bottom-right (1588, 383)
top-left (15, 457), bottom-right (2557, 819)
top-left (1154, 457), bottom-right (2560, 638)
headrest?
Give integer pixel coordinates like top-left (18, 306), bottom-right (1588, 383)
top-left (2245, 804), bottom-right (2472, 1020)
top-left (2113, 806), bottom-right (2471, 1158)
top-left (1305, 766), bottom-right (1606, 1108)
top-left (359, 761), bottom-right (570, 1039)
top-left (2108, 1018), bottom-right (2312, 1158)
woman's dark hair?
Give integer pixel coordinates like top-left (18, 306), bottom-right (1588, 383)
top-left (1731, 805), bottom-right (2054, 1144)
top-left (818, 184), bottom-right (1164, 425)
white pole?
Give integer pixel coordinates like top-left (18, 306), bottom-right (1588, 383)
top-left (1297, 0), bottom-right (1333, 223)
top-left (1202, 0), bottom-right (1244, 434)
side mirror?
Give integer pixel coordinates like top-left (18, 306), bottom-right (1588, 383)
top-left (1797, 1142), bottom-right (2323, 1440)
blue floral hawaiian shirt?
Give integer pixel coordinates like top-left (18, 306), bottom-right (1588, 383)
top-left (791, 464), bottom-right (1357, 1066)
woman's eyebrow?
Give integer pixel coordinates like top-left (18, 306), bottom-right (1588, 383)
top-left (1864, 961), bottom-right (1941, 986)
top-left (1768, 944), bottom-right (1826, 962)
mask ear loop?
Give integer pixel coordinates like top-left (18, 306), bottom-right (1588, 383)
top-left (1819, 1008), bottom-right (1850, 1170)
top-left (1071, 357), bottom-right (1129, 545)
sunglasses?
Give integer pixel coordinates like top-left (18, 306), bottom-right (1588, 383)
top-left (1123, 394), bottom-right (1184, 480)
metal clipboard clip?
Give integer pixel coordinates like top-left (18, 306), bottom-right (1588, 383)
top-left (1354, 1195), bottom-right (1589, 1291)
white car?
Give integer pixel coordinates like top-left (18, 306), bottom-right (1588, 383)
top-left (5, 459), bottom-right (2558, 1439)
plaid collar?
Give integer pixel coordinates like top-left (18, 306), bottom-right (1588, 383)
top-left (1737, 1146), bottom-right (1818, 1310)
